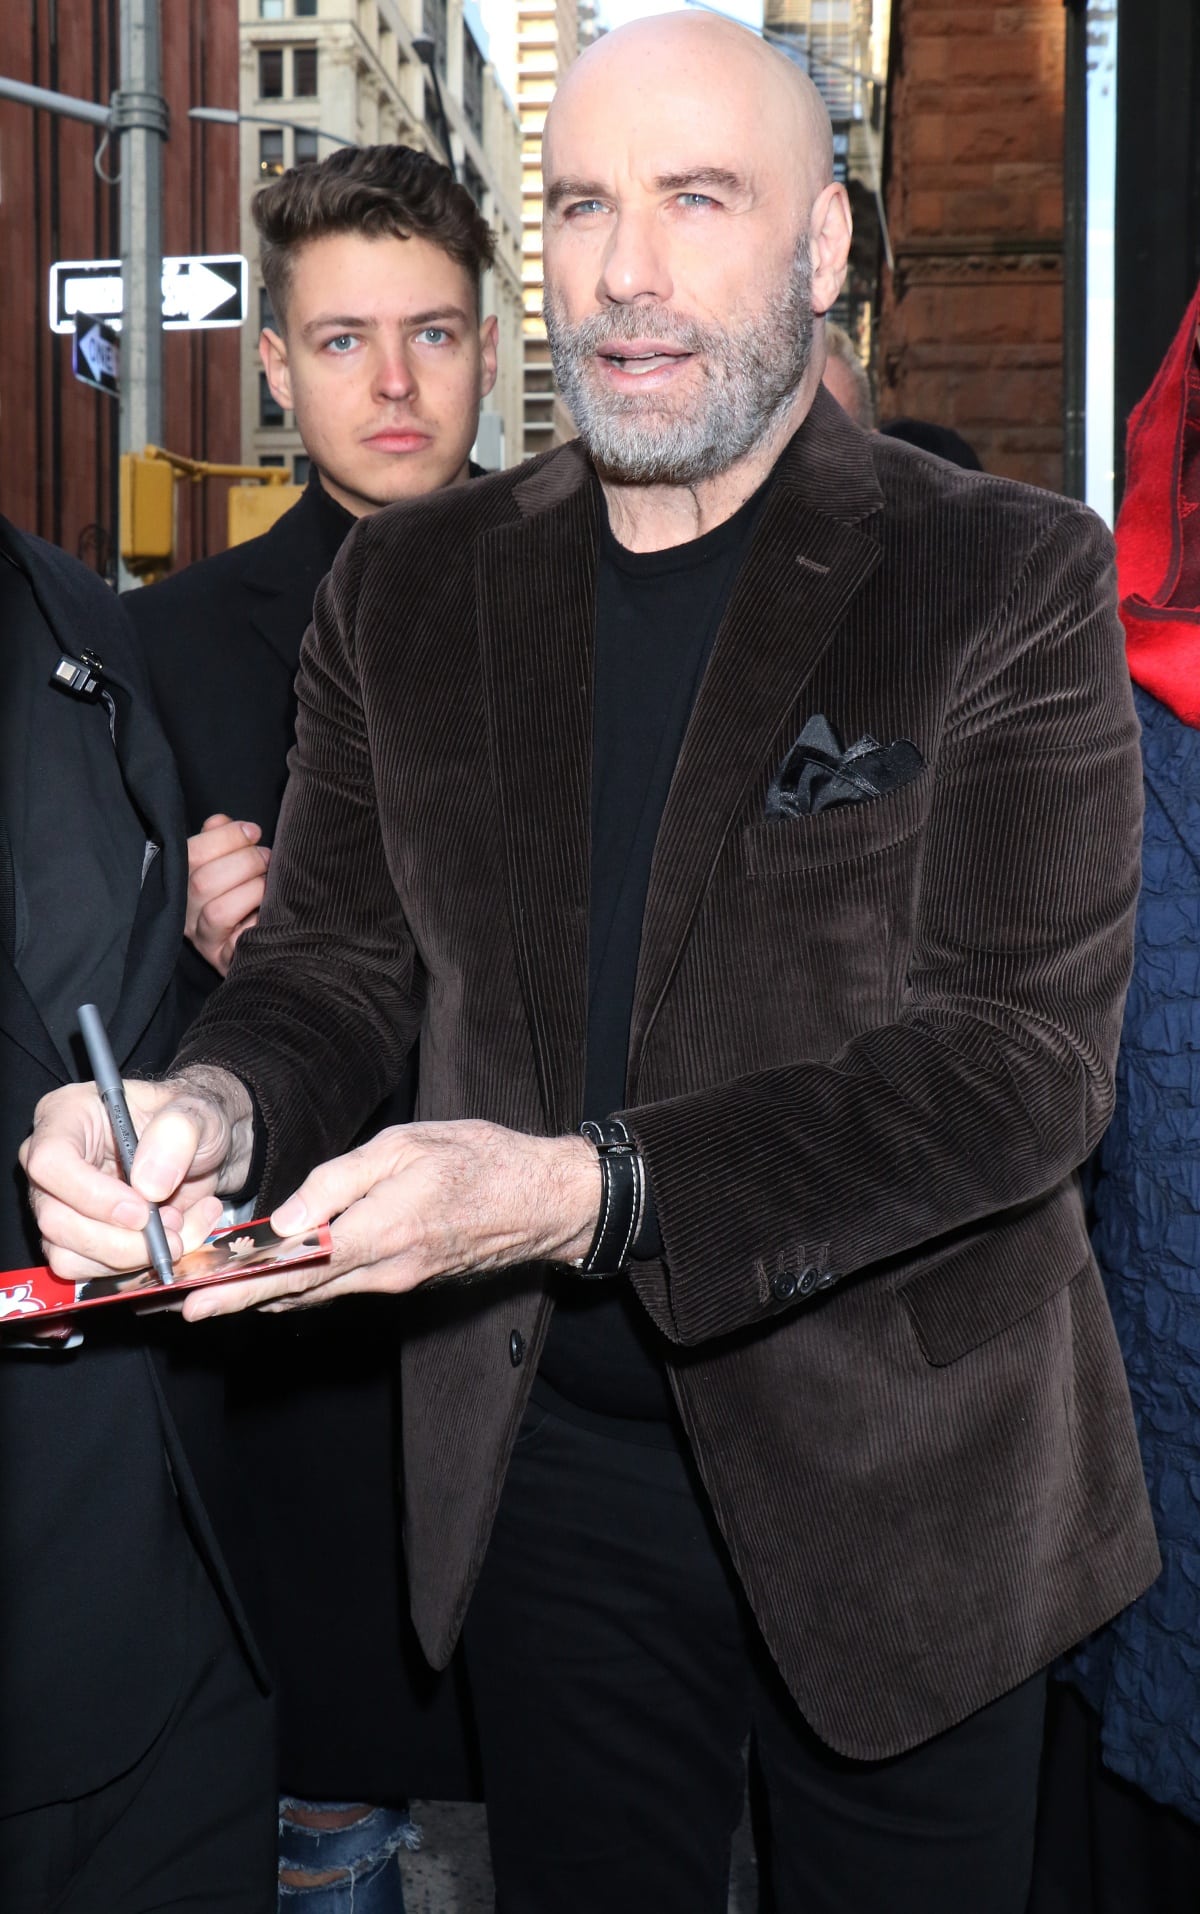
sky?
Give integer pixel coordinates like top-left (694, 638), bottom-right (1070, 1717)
top-left (478, 0), bottom-right (764, 110)
top-left (598, 0), bottom-right (762, 30)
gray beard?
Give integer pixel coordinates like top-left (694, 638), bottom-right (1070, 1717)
top-left (544, 238), bottom-right (814, 485)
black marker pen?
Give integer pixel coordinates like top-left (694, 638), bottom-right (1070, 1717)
top-left (77, 1003), bottom-right (175, 1287)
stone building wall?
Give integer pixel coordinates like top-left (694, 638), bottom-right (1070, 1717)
top-left (877, 2), bottom-right (1065, 488)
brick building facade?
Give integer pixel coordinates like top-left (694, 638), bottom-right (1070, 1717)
top-left (877, 1), bottom-right (1066, 488)
top-left (0, 2), bottom-right (241, 574)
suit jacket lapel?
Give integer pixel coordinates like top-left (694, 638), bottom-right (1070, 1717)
top-left (477, 448), bottom-right (596, 1132)
top-left (244, 486), bottom-right (339, 673)
top-left (0, 956), bottom-right (66, 1079)
top-left (246, 563), bottom-right (326, 674)
top-left (629, 397), bottom-right (885, 1084)
top-left (0, 597), bottom-right (65, 1073)
top-left (0, 519), bottom-right (187, 1072)
top-left (476, 396), bottom-right (885, 1121)
top-left (103, 662), bottom-right (188, 1066)
top-left (247, 583), bottom-right (314, 673)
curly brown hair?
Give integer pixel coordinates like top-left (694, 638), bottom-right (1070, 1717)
top-left (253, 143), bottom-right (495, 329)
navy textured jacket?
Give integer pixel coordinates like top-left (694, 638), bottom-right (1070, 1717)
top-left (1068, 683), bottom-right (1200, 1822)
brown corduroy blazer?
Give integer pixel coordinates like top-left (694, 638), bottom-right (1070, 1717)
top-left (179, 388), bottom-right (1159, 1759)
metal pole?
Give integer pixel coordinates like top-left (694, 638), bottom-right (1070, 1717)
top-left (114, 0), bottom-right (168, 588)
top-left (0, 74), bottom-right (110, 126)
top-left (188, 105), bottom-right (355, 147)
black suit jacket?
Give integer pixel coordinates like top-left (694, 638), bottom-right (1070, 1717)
top-left (124, 484), bottom-right (473, 1802)
top-left (126, 482), bottom-right (333, 1030)
top-left (0, 518), bottom-right (262, 1816)
top-left (179, 390), bottom-right (1160, 1760)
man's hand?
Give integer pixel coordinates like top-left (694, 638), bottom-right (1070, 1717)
top-left (186, 813), bottom-right (271, 976)
top-left (182, 1120), bottom-right (603, 1320)
top-left (20, 1067), bottom-right (257, 1282)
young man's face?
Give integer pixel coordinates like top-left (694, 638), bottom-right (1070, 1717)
top-left (260, 229), bottom-right (498, 516)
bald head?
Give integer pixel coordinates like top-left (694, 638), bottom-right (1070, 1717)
top-left (546, 13), bottom-right (834, 208)
top-left (539, 11), bottom-right (852, 496)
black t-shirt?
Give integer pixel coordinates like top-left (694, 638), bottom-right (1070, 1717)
top-left (535, 474), bottom-right (772, 1431)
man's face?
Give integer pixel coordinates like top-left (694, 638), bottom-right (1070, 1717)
top-left (541, 31), bottom-right (840, 485)
top-left (544, 240), bottom-right (814, 486)
top-left (260, 230), bottom-right (498, 516)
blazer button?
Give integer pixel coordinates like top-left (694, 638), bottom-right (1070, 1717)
top-left (798, 1266), bottom-right (818, 1298)
top-left (509, 1329), bottom-right (526, 1367)
top-left (771, 1271), bottom-right (798, 1302)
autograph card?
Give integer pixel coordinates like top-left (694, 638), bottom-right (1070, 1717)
top-left (0, 1218), bottom-right (333, 1324)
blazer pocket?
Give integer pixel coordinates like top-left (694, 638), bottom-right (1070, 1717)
top-left (896, 1185), bottom-right (1092, 1366)
top-left (743, 764), bottom-right (933, 877)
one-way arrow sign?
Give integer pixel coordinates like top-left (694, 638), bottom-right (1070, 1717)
top-left (49, 254), bottom-right (248, 334)
top-left (72, 314), bottom-right (120, 397)
top-left (162, 256), bottom-right (244, 326)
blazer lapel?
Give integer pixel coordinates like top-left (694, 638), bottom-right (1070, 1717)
top-left (0, 520), bottom-right (186, 1075)
top-left (244, 487), bottom-right (339, 674)
top-left (477, 447), bottom-right (596, 1132)
top-left (475, 397), bottom-right (885, 1119)
top-left (628, 399), bottom-right (885, 1086)
top-left (0, 549), bottom-right (65, 1079)
top-left (247, 583), bottom-right (314, 674)
top-left (103, 661), bottom-right (188, 1067)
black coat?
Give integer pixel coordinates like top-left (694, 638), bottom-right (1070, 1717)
top-left (129, 481), bottom-right (336, 1029)
top-left (125, 480), bottom-right (476, 1803)
top-left (0, 517), bottom-right (263, 1817)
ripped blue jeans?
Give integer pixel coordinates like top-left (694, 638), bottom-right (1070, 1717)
top-left (277, 1799), bottom-right (420, 1912)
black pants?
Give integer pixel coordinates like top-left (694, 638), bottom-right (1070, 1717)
top-left (463, 1401), bottom-right (1047, 1914)
top-left (0, 1540), bottom-right (275, 1914)
top-left (1027, 1682), bottom-right (1200, 1914)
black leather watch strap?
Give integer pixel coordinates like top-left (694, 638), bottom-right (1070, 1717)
top-left (577, 1117), bottom-right (646, 1278)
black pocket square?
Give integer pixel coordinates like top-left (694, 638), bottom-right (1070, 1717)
top-left (766, 716), bottom-right (925, 818)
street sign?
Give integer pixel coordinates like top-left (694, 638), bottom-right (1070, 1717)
top-left (49, 254), bottom-right (248, 334)
top-left (73, 313), bottom-right (120, 397)
top-left (161, 256), bottom-right (246, 327)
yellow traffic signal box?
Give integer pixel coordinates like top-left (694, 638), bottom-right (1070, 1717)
top-left (119, 452), bottom-right (175, 576)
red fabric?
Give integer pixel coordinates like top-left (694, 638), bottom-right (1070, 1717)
top-left (1118, 278), bottom-right (1200, 725)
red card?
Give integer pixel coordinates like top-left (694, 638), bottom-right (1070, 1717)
top-left (0, 1218), bottom-right (333, 1323)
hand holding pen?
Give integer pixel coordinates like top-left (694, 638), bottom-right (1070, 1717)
top-left (76, 1005), bottom-right (176, 1286)
top-left (20, 1058), bottom-right (252, 1286)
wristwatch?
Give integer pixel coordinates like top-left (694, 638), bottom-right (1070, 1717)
top-left (576, 1117), bottom-right (646, 1278)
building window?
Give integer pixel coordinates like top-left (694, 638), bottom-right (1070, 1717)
top-left (259, 372), bottom-right (285, 428)
top-left (463, 26), bottom-right (484, 140)
top-left (464, 158), bottom-right (486, 214)
top-left (259, 454), bottom-right (286, 466)
top-left (294, 0), bottom-right (318, 12)
top-left (294, 454), bottom-right (312, 484)
top-left (259, 285), bottom-right (277, 332)
top-left (294, 46), bottom-right (318, 96)
top-left (259, 128), bottom-right (285, 176)
top-left (423, 0), bottom-right (448, 79)
top-left (294, 127), bottom-right (319, 166)
top-left (258, 48), bottom-right (284, 97)
top-left (259, 0), bottom-right (285, 15)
